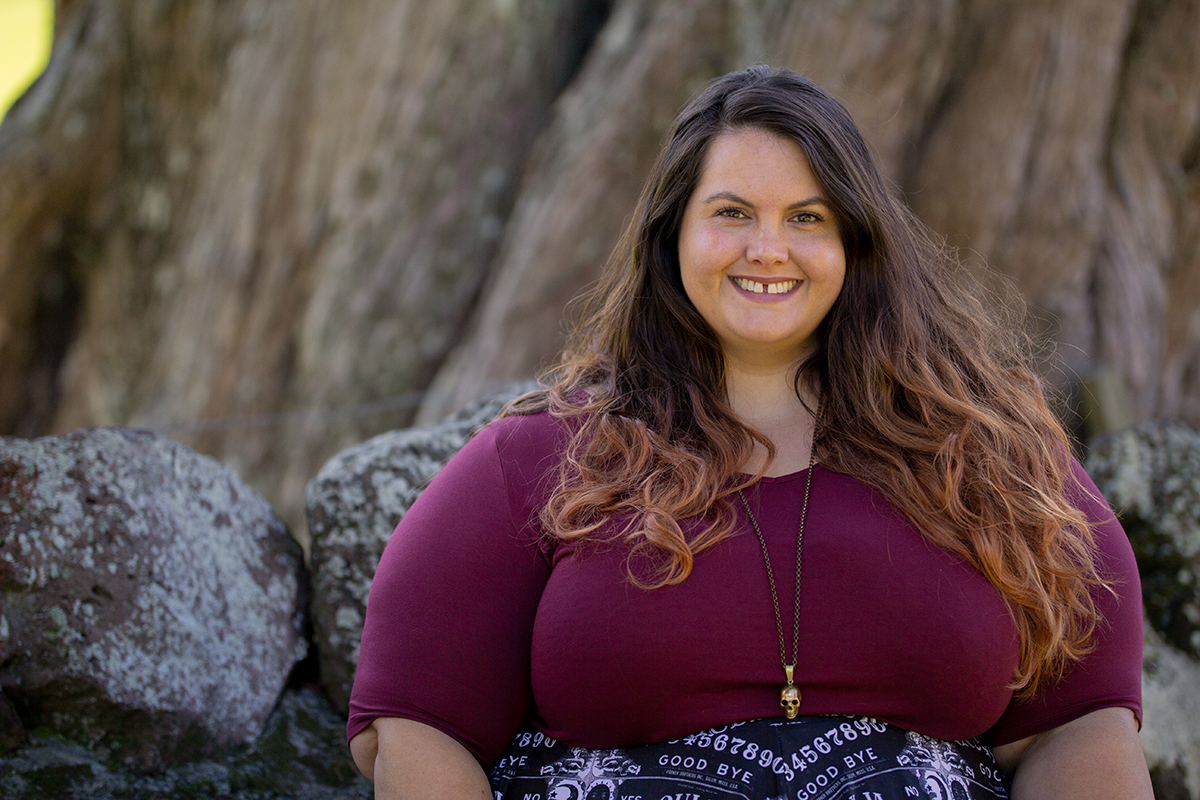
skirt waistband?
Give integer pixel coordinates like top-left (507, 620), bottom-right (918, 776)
top-left (489, 715), bottom-right (1009, 800)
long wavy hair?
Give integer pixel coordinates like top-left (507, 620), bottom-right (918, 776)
top-left (506, 66), bottom-right (1104, 697)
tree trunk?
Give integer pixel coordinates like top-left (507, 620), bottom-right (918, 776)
top-left (422, 0), bottom-right (1200, 433)
top-left (2, 0), bottom-right (1198, 542)
top-left (0, 0), bottom-right (611, 540)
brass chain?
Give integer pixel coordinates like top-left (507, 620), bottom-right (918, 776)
top-left (736, 436), bottom-right (816, 685)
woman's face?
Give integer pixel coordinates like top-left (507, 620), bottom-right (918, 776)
top-left (678, 127), bottom-right (846, 368)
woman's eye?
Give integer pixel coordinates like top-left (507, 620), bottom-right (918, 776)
top-left (717, 207), bottom-right (747, 219)
top-left (792, 211), bottom-right (820, 223)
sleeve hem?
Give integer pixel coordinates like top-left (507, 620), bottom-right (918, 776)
top-left (346, 708), bottom-right (497, 767)
top-left (986, 697), bottom-right (1142, 746)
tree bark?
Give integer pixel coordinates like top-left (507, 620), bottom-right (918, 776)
top-left (1, 0), bottom-right (610, 539)
top-left (416, 0), bottom-right (752, 422)
top-left (2, 0), bottom-right (1198, 541)
top-left (420, 0), bottom-right (1200, 435)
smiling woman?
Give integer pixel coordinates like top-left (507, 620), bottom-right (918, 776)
top-left (348, 66), bottom-right (1152, 800)
top-left (678, 129), bottom-right (846, 379)
top-left (0, 0), bottom-right (52, 122)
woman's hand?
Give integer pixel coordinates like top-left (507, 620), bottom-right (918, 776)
top-left (350, 717), bottom-right (492, 799)
top-left (991, 707), bottom-right (1152, 799)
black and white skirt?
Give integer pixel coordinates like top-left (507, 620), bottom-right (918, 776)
top-left (489, 716), bottom-right (1009, 800)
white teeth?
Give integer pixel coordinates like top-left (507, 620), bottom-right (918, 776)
top-left (733, 277), bottom-right (798, 294)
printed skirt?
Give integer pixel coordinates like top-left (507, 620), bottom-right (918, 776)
top-left (489, 715), bottom-right (1009, 800)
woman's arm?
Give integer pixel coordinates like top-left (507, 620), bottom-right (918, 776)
top-left (991, 707), bottom-right (1151, 799)
top-left (351, 717), bottom-right (492, 799)
top-left (347, 418), bottom-right (558, 785)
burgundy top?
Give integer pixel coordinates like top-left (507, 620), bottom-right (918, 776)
top-left (347, 412), bottom-right (1143, 766)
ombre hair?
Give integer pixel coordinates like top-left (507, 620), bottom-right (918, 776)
top-left (506, 65), bottom-right (1104, 698)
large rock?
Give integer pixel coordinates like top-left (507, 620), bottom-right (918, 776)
top-left (306, 383), bottom-right (535, 712)
top-left (1141, 626), bottom-right (1200, 800)
top-left (1086, 422), bottom-right (1200, 656)
top-left (0, 427), bottom-right (308, 770)
top-left (0, 687), bottom-right (371, 799)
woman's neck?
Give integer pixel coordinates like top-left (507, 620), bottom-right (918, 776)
top-left (725, 360), bottom-right (818, 477)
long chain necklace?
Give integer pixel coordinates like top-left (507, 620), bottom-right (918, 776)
top-left (736, 433), bottom-right (816, 721)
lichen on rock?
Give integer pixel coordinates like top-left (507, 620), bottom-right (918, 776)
top-left (306, 382), bottom-right (536, 712)
top-left (1086, 422), bottom-right (1200, 657)
top-left (1140, 626), bottom-right (1200, 800)
top-left (0, 427), bottom-right (309, 770)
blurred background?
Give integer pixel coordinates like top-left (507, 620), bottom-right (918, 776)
top-left (0, 0), bottom-right (52, 123)
top-left (1, 0), bottom-right (1198, 549)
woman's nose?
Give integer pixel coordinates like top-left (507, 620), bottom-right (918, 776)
top-left (745, 223), bottom-right (787, 267)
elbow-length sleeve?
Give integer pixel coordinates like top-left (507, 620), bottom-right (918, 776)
top-left (346, 415), bottom-right (557, 765)
top-left (985, 459), bottom-right (1144, 746)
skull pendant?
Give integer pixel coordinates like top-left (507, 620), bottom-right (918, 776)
top-left (781, 684), bottom-right (801, 719)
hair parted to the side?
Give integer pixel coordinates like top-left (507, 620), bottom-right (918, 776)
top-left (505, 65), bottom-right (1106, 698)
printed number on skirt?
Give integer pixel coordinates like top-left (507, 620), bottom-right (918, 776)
top-left (489, 715), bottom-right (1009, 800)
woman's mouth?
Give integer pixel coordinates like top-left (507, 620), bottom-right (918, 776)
top-left (731, 277), bottom-right (798, 295)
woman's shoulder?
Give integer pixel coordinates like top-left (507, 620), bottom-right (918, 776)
top-left (1066, 456), bottom-right (1117, 519)
top-left (464, 410), bottom-right (574, 494)
top-left (481, 409), bottom-right (572, 454)
top-left (402, 411), bottom-right (568, 556)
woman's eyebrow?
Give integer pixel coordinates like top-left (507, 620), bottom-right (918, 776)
top-left (700, 190), bottom-right (830, 210)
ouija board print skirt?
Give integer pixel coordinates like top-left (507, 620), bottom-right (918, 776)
top-left (488, 716), bottom-right (1010, 800)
